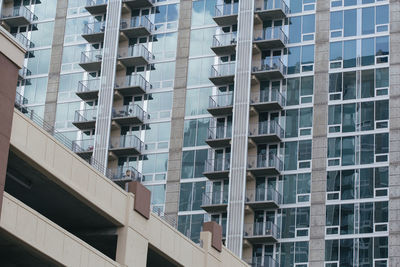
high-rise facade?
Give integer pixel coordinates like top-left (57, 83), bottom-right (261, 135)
top-left (0, 0), bottom-right (397, 266)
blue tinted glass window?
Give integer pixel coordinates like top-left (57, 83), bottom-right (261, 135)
top-left (301, 45), bottom-right (314, 64)
top-left (343, 40), bottom-right (356, 68)
top-left (302, 14), bottom-right (315, 34)
top-left (330, 11), bottom-right (343, 30)
top-left (376, 36), bottom-right (389, 56)
top-left (344, 0), bottom-right (357, 6)
top-left (376, 5), bottom-right (389, 25)
top-left (289, 16), bottom-right (301, 43)
top-left (330, 42), bottom-right (342, 61)
top-left (361, 38), bottom-right (374, 66)
top-left (288, 46), bottom-right (301, 74)
top-left (290, 0), bottom-right (302, 14)
top-left (362, 7), bottom-right (375, 35)
top-left (344, 9), bottom-right (357, 37)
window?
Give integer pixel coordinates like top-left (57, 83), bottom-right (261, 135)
top-left (179, 181), bottom-right (206, 211)
top-left (287, 45), bottom-right (314, 74)
top-left (282, 173), bottom-right (311, 204)
top-left (178, 214), bottom-right (204, 243)
top-left (146, 91), bottom-right (173, 119)
top-left (191, 0), bottom-right (217, 27)
top-left (144, 122), bottom-right (171, 150)
top-left (141, 153), bottom-right (168, 181)
top-left (181, 149), bottom-right (208, 179)
top-left (183, 118), bottom-right (210, 147)
top-left (187, 57), bottom-right (215, 86)
top-left (189, 27), bottom-right (216, 56)
top-left (185, 87), bottom-right (212, 116)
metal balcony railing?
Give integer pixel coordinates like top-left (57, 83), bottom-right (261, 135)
top-left (247, 154), bottom-right (283, 172)
top-left (248, 121), bottom-right (284, 139)
top-left (202, 191), bottom-right (229, 206)
top-left (74, 108), bottom-right (97, 123)
top-left (109, 134), bottom-right (144, 152)
top-left (77, 78), bottom-right (100, 94)
top-left (83, 21), bottom-right (106, 35)
top-left (108, 166), bottom-right (142, 182)
top-left (247, 256), bottom-right (280, 267)
top-left (246, 187), bottom-right (282, 205)
top-left (207, 125), bottom-right (232, 140)
top-left (72, 139), bottom-right (94, 153)
top-left (18, 67), bottom-right (32, 78)
top-left (252, 57), bottom-right (286, 75)
top-left (86, 0), bottom-right (108, 6)
top-left (120, 16), bottom-right (153, 32)
top-left (80, 49), bottom-right (103, 64)
top-left (119, 44), bottom-right (153, 61)
top-left (11, 33), bottom-right (34, 49)
top-left (209, 93), bottom-right (234, 109)
top-left (250, 89), bottom-right (286, 107)
top-left (254, 0), bottom-right (289, 15)
top-left (15, 92), bottom-right (28, 108)
top-left (204, 157), bottom-right (230, 173)
top-left (112, 104), bottom-right (146, 122)
top-left (210, 62), bottom-right (236, 78)
top-left (244, 221), bottom-right (280, 239)
top-left (253, 27), bottom-right (288, 44)
top-left (215, 3), bottom-right (238, 17)
top-left (117, 74), bottom-right (151, 91)
top-left (212, 32), bottom-right (237, 47)
top-left (1, 6), bottom-right (38, 22)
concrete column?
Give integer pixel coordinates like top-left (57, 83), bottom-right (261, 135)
top-left (389, 0), bottom-right (400, 266)
top-left (226, 0), bottom-right (254, 257)
top-left (308, 0), bottom-right (330, 266)
top-left (164, 0), bottom-right (192, 219)
top-left (43, 0), bottom-right (68, 128)
top-left (0, 53), bottom-right (19, 218)
top-left (92, 0), bottom-right (121, 173)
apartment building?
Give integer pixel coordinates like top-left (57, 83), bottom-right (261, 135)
top-left (0, 0), bottom-right (398, 266)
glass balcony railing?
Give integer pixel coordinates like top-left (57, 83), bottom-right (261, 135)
top-left (250, 89), bottom-right (286, 107)
top-left (244, 221), bottom-right (280, 239)
top-left (247, 154), bottom-right (283, 172)
top-left (209, 93), bottom-right (234, 109)
top-left (86, 0), bottom-right (108, 6)
top-left (210, 62), bottom-right (236, 78)
top-left (215, 3), bottom-right (238, 17)
top-left (254, 0), bottom-right (289, 15)
top-left (202, 191), bottom-right (229, 206)
top-left (108, 166), bottom-right (142, 182)
top-left (248, 121), bottom-right (284, 139)
top-left (212, 32), bottom-right (237, 47)
top-left (83, 21), bottom-right (106, 35)
top-left (204, 157), bottom-right (230, 173)
top-left (80, 49), bottom-right (103, 64)
top-left (72, 139), bottom-right (94, 153)
top-left (109, 134), bottom-right (144, 152)
top-left (247, 256), bottom-right (280, 267)
top-left (246, 187), bottom-right (282, 205)
top-left (253, 27), bottom-right (288, 44)
top-left (112, 104), bottom-right (146, 122)
top-left (116, 74), bottom-right (151, 91)
top-left (252, 57), bottom-right (286, 75)
top-left (120, 16), bottom-right (153, 32)
top-left (1, 6), bottom-right (38, 22)
top-left (207, 125), bottom-right (232, 140)
top-left (77, 78), bottom-right (100, 94)
top-left (11, 33), bottom-right (34, 49)
top-left (74, 108), bottom-right (97, 123)
top-left (18, 67), bottom-right (31, 78)
top-left (14, 92), bottom-right (28, 110)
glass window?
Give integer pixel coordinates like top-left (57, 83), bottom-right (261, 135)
top-left (343, 71), bottom-right (356, 100)
top-left (179, 181), bottom-right (206, 211)
top-left (27, 49), bottom-right (51, 75)
top-left (341, 170), bottom-right (355, 200)
top-left (183, 118), bottom-right (210, 147)
top-left (376, 68), bottom-right (389, 88)
top-left (361, 38), bottom-right (374, 66)
top-left (359, 202), bottom-right (373, 233)
top-left (330, 11), bottom-right (343, 31)
top-left (340, 239), bottom-right (354, 266)
top-left (23, 77), bottom-right (48, 104)
top-left (295, 242), bottom-right (309, 263)
top-left (287, 78), bottom-right (300, 106)
top-left (288, 46), bottom-right (301, 74)
top-left (285, 109), bottom-right (298, 137)
top-left (340, 204), bottom-right (354, 234)
top-left (283, 175), bottom-right (296, 204)
top-left (344, 9), bottom-right (357, 37)
top-left (301, 45), bottom-right (314, 65)
top-left (342, 103), bottom-right (355, 132)
top-left (376, 100), bottom-right (389, 121)
top-left (376, 5), bottom-right (389, 25)
top-left (361, 69), bottom-right (374, 98)
top-left (342, 136), bottom-right (355, 166)
top-left (30, 21), bottom-right (54, 47)
top-left (330, 41), bottom-right (342, 61)
top-left (147, 184), bottom-right (165, 205)
top-left (359, 238), bottom-right (373, 266)
top-left (284, 141), bottom-right (298, 170)
top-left (187, 57), bottom-right (214, 86)
top-left (301, 76), bottom-right (313, 96)
top-left (191, 0), bottom-right (217, 27)
top-left (181, 149), bottom-right (208, 179)
top-left (189, 27), bottom-right (215, 56)
top-left (302, 15), bottom-right (315, 34)
top-left (376, 36), bottom-right (389, 56)
top-left (374, 237), bottom-right (388, 259)
top-left (281, 209), bottom-right (296, 238)
top-left (300, 108), bottom-right (312, 128)
top-left (326, 205), bottom-right (339, 226)
top-left (185, 87), bottom-right (212, 116)
top-left (325, 240), bottom-right (339, 261)
top-left (361, 101), bottom-right (374, 131)
top-left (375, 133), bottom-right (388, 154)
top-left (343, 40), bottom-right (356, 68)
top-left (362, 7), bottom-right (375, 35)
top-left (298, 140), bottom-right (311, 160)
top-left (289, 16), bottom-right (301, 44)
top-left (360, 168), bottom-right (373, 198)
top-left (329, 105), bottom-right (341, 125)
top-left (329, 73), bottom-right (342, 93)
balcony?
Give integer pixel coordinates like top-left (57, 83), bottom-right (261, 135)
top-left (120, 16), bottom-right (153, 38)
top-left (118, 44), bottom-right (152, 68)
top-left (245, 187), bottom-right (281, 210)
top-left (109, 134), bottom-right (144, 156)
top-left (206, 126), bottom-right (232, 148)
top-left (85, 0), bottom-right (108, 14)
top-left (79, 49), bottom-right (103, 72)
top-left (115, 74), bottom-right (151, 96)
top-left (0, 6), bottom-right (37, 27)
top-left (108, 166), bottom-right (142, 187)
top-left (248, 121), bottom-right (284, 144)
top-left (14, 92), bottom-right (28, 111)
top-left (112, 104), bottom-right (146, 125)
top-left (203, 157), bottom-right (230, 180)
top-left (246, 256), bottom-right (280, 267)
top-left (123, 0), bottom-right (154, 9)
top-left (211, 32), bottom-right (237, 55)
top-left (252, 58), bottom-right (286, 81)
top-left (201, 191), bottom-right (228, 213)
top-left (247, 154), bottom-right (283, 177)
top-left (250, 89), bottom-right (285, 112)
top-left (243, 221), bottom-right (280, 243)
top-left (11, 33), bottom-right (34, 49)
top-left (76, 78), bottom-right (100, 100)
top-left (72, 139), bottom-right (94, 156)
top-left (208, 93), bottom-right (233, 116)
top-left (254, 0), bottom-right (289, 22)
top-left (72, 108), bottom-right (97, 130)
top-left (253, 27), bottom-right (288, 51)
top-left (18, 67), bottom-right (31, 80)
top-left (213, 3), bottom-right (238, 26)
top-left (82, 21), bottom-right (106, 43)
top-left (209, 62), bottom-right (235, 85)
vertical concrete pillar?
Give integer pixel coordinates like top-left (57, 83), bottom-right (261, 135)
top-left (0, 52), bottom-right (19, 217)
top-left (164, 0), bottom-right (192, 219)
top-left (309, 0), bottom-right (330, 266)
top-left (43, 0), bottom-right (68, 128)
top-left (226, 0), bottom-right (254, 257)
top-left (389, 0), bottom-right (400, 266)
top-left (92, 0), bottom-right (121, 173)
